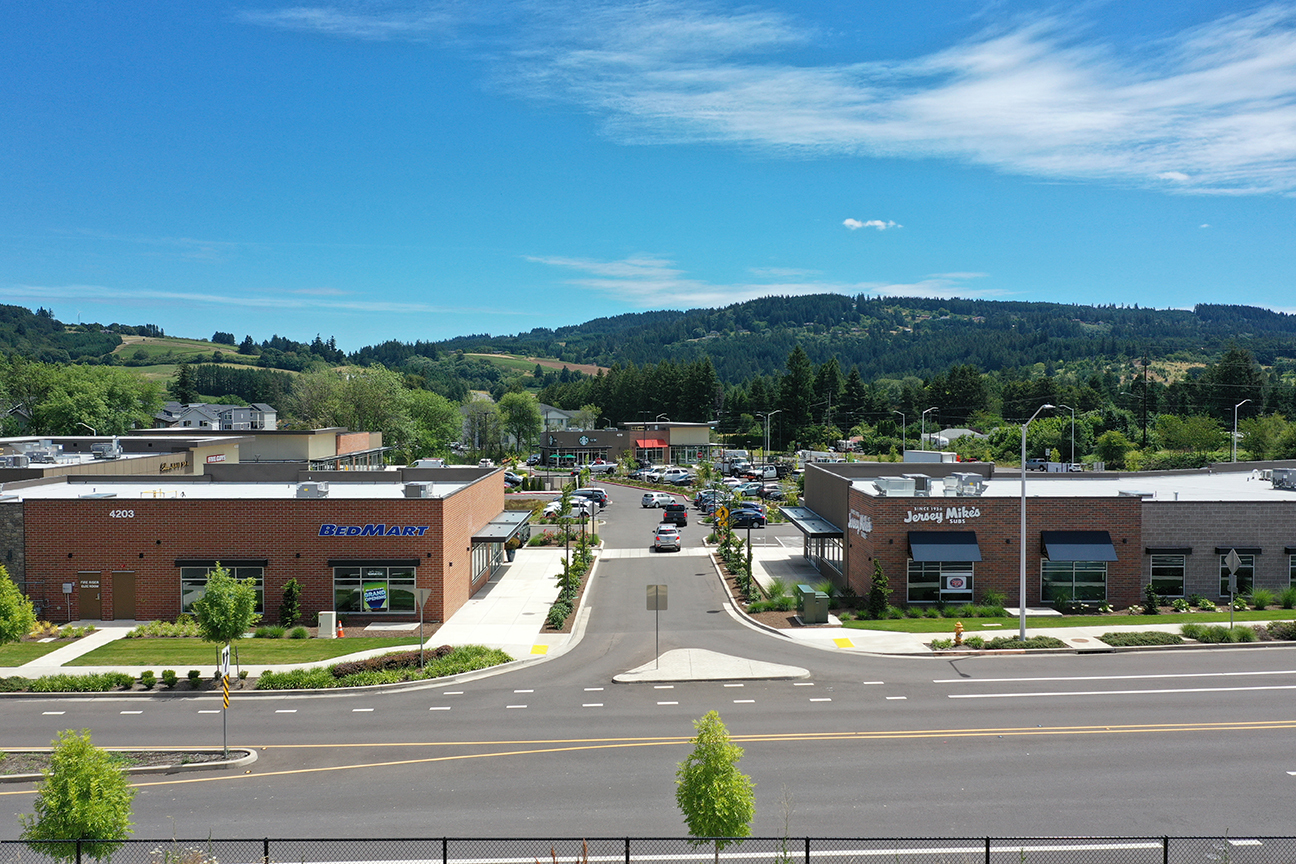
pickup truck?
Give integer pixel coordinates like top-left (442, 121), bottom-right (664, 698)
top-left (586, 461), bottom-right (617, 474)
top-left (661, 503), bottom-right (689, 526)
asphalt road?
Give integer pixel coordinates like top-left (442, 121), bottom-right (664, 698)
top-left (3, 490), bottom-right (1296, 838)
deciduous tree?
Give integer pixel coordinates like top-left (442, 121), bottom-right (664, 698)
top-left (0, 565), bottom-right (37, 646)
top-left (676, 711), bottom-right (755, 862)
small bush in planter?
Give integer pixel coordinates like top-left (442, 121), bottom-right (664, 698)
top-left (289, 626), bottom-right (309, 639)
top-left (187, 669), bottom-right (201, 688)
top-left (1250, 588), bottom-right (1276, 610)
top-left (161, 669), bottom-right (178, 689)
top-left (139, 670), bottom-right (157, 690)
top-left (1279, 586), bottom-right (1296, 609)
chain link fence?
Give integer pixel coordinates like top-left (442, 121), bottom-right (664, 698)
top-left (5, 837), bottom-right (1296, 864)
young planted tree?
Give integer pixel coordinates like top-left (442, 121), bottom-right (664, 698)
top-left (191, 564), bottom-right (259, 674)
top-left (676, 711), bottom-right (755, 863)
top-left (866, 559), bottom-right (891, 620)
top-left (278, 578), bottom-right (302, 628)
top-left (20, 729), bottom-right (136, 864)
top-left (0, 565), bottom-right (37, 646)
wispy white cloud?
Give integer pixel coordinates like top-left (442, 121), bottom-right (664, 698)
top-left (4, 283), bottom-right (525, 316)
top-left (748, 266), bottom-right (820, 277)
top-left (844, 218), bottom-right (900, 231)
top-left (245, 2), bottom-right (1296, 193)
top-left (529, 254), bottom-right (999, 307)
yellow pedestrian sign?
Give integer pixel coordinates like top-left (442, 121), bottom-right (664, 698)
top-left (714, 506), bottom-right (730, 526)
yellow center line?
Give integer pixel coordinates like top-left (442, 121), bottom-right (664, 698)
top-left (4, 719), bottom-right (1294, 794)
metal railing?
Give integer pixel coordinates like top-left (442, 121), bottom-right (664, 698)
top-left (5, 836), bottom-right (1294, 864)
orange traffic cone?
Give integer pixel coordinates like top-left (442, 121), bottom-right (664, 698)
top-left (336, 621), bottom-right (344, 638)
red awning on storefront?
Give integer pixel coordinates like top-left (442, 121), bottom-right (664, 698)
top-left (635, 438), bottom-right (668, 448)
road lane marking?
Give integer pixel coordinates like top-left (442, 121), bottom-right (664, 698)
top-left (793, 682), bottom-right (814, 686)
top-left (724, 683), bottom-right (744, 688)
top-left (506, 705), bottom-right (527, 709)
top-left (863, 681), bottom-right (885, 685)
top-left (584, 687), bottom-right (603, 691)
top-left (657, 701), bottom-right (679, 706)
top-left (120, 711), bottom-right (142, 715)
top-left (583, 703), bottom-right (603, 708)
top-left (733, 699), bottom-right (755, 704)
top-left (809, 698), bottom-right (832, 702)
top-left (352, 708), bottom-right (374, 713)
top-left (444, 691), bottom-right (463, 695)
top-left (935, 670), bottom-right (1296, 684)
top-left (429, 706), bottom-right (450, 711)
top-left (654, 685), bottom-right (674, 689)
top-left (198, 710), bottom-right (220, 714)
top-left (887, 696), bottom-right (907, 701)
top-left (275, 709), bottom-right (297, 713)
top-left (514, 689), bottom-right (533, 693)
top-left (42, 711), bottom-right (65, 715)
top-left (950, 684), bottom-right (1296, 699)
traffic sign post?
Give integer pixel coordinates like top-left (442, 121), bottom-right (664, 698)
top-left (647, 584), bottom-right (667, 669)
top-left (1225, 548), bottom-right (1241, 628)
top-left (413, 588), bottom-right (433, 672)
top-left (220, 644), bottom-right (231, 758)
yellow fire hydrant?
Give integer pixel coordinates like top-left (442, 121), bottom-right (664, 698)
top-left (953, 620), bottom-right (964, 646)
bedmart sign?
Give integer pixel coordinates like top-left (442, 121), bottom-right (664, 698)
top-left (903, 505), bottom-right (982, 525)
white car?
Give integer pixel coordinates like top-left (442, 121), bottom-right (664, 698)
top-left (544, 499), bottom-right (595, 518)
top-left (653, 524), bottom-right (681, 552)
top-left (641, 492), bottom-right (674, 508)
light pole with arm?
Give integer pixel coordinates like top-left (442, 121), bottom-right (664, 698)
top-left (1020, 403), bottom-right (1054, 641)
top-left (892, 411), bottom-right (906, 455)
top-left (759, 410), bottom-right (783, 467)
top-left (1233, 400), bottom-right (1251, 462)
top-left (1057, 404), bottom-right (1075, 464)
top-left (921, 407), bottom-right (938, 449)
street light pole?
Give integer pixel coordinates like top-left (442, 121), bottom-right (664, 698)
top-left (1020, 403), bottom-right (1054, 641)
top-left (759, 410), bottom-right (783, 467)
top-left (1058, 404), bottom-right (1075, 464)
top-left (921, 407), bottom-right (938, 450)
top-left (893, 411), bottom-right (905, 455)
top-left (1233, 399), bottom-right (1251, 462)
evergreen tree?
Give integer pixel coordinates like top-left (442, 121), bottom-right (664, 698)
top-left (777, 345), bottom-right (814, 449)
top-left (171, 362), bottom-right (197, 404)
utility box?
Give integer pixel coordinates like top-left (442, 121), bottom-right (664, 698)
top-left (796, 584), bottom-right (829, 625)
top-left (318, 611), bottom-right (336, 639)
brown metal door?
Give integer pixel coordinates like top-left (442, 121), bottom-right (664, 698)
top-left (112, 571), bottom-right (136, 620)
top-left (77, 573), bottom-right (102, 620)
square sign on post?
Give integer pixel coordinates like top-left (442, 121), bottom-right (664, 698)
top-left (646, 584), bottom-right (668, 610)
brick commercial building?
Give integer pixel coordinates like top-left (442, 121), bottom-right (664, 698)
top-left (0, 465), bottom-right (528, 625)
top-left (784, 460), bottom-right (1296, 609)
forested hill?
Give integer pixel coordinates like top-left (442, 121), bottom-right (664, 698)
top-left (435, 296), bottom-right (1296, 382)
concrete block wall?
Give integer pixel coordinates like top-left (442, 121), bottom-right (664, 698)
top-left (0, 501), bottom-right (24, 593)
top-left (1142, 501), bottom-right (1296, 596)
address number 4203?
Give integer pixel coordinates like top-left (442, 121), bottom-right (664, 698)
top-left (109, 509), bottom-right (135, 518)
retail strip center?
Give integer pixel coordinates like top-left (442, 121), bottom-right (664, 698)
top-left (786, 460), bottom-right (1296, 609)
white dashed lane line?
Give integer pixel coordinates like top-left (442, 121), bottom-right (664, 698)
top-left (275, 709), bottom-right (297, 713)
top-left (886, 696), bottom-right (907, 701)
top-left (120, 710), bottom-right (142, 715)
top-left (584, 687), bottom-right (603, 691)
top-left (352, 708), bottom-right (374, 712)
top-left (654, 685), bottom-right (674, 689)
top-left (198, 710), bottom-right (220, 714)
top-left (658, 701), bottom-right (679, 706)
top-left (808, 698), bottom-right (832, 703)
top-left (514, 689), bottom-right (533, 693)
top-left (42, 711), bottom-right (65, 715)
top-left (794, 682), bottom-right (814, 687)
top-left (733, 699), bottom-right (755, 704)
top-left (863, 681), bottom-right (885, 685)
top-left (506, 704), bottom-right (527, 709)
top-left (429, 706), bottom-right (451, 711)
top-left (444, 691), bottom-right (463, 695)
top-left (583, 703), bottom-right (603, 708)
top-left (724, 683), bottom-right (744, 688)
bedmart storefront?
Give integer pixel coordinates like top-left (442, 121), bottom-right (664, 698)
top-left (1, 467), bottom-right (529, 624)
top-left (786, 462), bottom-right (1296, 609)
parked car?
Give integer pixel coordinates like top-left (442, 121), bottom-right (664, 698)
top-left (734, 481), bottom-right (764, 496)
top-left (641, 491), bottom-right (675, 508)
top-left (653, 524), bottom-right (682, 552)
top-left (758, 484), bottom-right (785, 500)
top-left (543, 498), bottom-right (595, 518)
top-left (730, 501), bottom-right (768, 516)
top-left (572, 488), bottom-right (610, 506)
top-left (503, 471), bottom-right (524, 488)
top-left (662, 503), bottom-right (688, 526)
top-left (666, 472), bottom-right (695, 487)
top-left (728, 509), bottom-right (767, 528)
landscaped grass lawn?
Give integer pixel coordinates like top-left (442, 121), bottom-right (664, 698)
top-left (0, 641), bottom-right (71, 666)
top-left (842, 609), bottom-right (1296, 633)
top-left (67, 636), bottom-right (422, 667)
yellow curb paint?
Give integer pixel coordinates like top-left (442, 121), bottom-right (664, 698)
top-left (833, 638), bottom-right (854, 648)
top-left (531, 645), bottom-right (549, 655)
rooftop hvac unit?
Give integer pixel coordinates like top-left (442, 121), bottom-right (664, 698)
top-left (404, 481), bottom-right (435, 498)
top-left (90, 439), bottom-right (122, 460)
top-left (903, 474), bottom-right (932, 497)
top-left (1118, 489), bottom-right (1155, 497)
top-left (296, 481), bottom-right (330, 499)
top-left (79, 492), bottom-right (117, 499)
top-left (873, 476), bottom-right (916, 497)
top-left (6, 454), bottom-right (30, 468)
top-left (1272, 468), bottom-right (1296, 491)
top-left (951, 472), bottom-right (987, 496)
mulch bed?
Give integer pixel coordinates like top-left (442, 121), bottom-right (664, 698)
top-left (1, 750), bottom-right (235, 776)
top-left (713, 554), bottom-right (843, 630)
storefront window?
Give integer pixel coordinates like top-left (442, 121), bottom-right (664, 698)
top-left (333, 566), bottom-right (416, 613)
top-left (1219, 554), bottom-right (1255, 596)
top-left (1150, 555), bottom-right (1186, 597)
top-left (180, 566), bottom-right (264, 614)
top-left (1290, 555), bottom-right (1295, 588)
top-left (907, 561), bottom-right (974, 604)
top-left (1041, 560), bottom-right (1107, 602)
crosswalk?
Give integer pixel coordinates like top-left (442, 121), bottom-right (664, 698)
top-left (599, 547), bottom-right (712, 559)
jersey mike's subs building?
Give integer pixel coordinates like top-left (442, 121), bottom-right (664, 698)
top-left (0, 465), bottom-right (529, 625)
top-left (785, 460), bottom-right (1296, 609)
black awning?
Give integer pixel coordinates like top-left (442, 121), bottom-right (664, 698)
top-left (1145, 547), bottom-right (1192, 556)
top-left (472, 510), bottom-right (532, 544)
top-left (908, 531), bottom-right (982, 562)
top-left (1214, 546), bottom-right (1262, 555)
top-left (1042, 531), bottom-right (1117, 562)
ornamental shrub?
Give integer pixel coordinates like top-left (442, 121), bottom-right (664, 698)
top-left (1098, 631), bottom-right (1184, 647)
top-left (161, 670), bottom-right (178, 689)
top-left (139, 671), bottom-right (156, 690)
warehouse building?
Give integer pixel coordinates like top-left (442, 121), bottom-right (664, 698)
top-left (783, 461), bottom-right (1296, 609)
top-left (0, 463), bottom-right (527, 625)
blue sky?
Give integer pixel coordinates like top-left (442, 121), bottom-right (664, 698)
top-left (4, 1), bottom-right (1296, 351)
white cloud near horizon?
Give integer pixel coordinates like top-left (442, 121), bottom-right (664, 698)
top-left (844, 218), bottom-right (900, 231)
top-left (527, 254), bottom-right (1001, 307)
top-left (247, 1), bottom-right (1296, 195)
